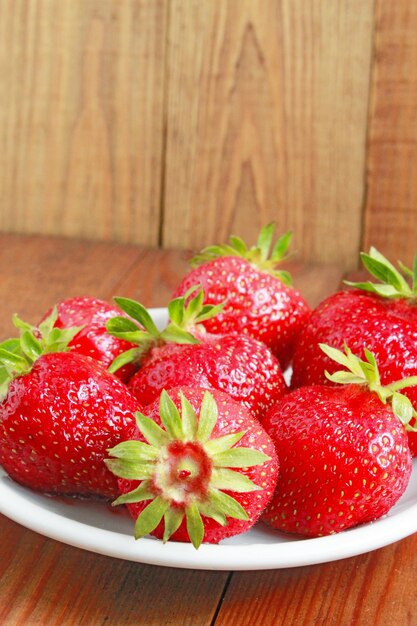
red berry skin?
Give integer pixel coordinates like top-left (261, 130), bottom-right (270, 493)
top-left (262, 385), bottom-right (412, 537)
top-left (172, 257), bottom-right (310, 370)
top-left (291, 289), bottom-right (417, 454)
top-left (40, 297), bottom-right (136, 382)
top-left (118, 387), bottom-right (279, 544)
top-left (0, 352), bottom-right (141, 498)
top-left (128, 334), bottom-right (287, 419)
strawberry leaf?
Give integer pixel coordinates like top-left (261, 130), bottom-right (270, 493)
top-left (391, 392), bottom-right (414, 426)
top-left (163, 285), bottom-right (224, 337)
top-left (185, 288), bottom-right (204, 319)
top-left (108, 348), bottom-right (142, 374)
top-left (134, 412), bottom-right (170, 447)
top-left (167, 298), bottom-right (185, 326)
top-left (113, 297), bottom-right (160, 337)
top-left (0, 338), bottom-right (22, 354)
top-left (112, 480), bottom-right (154, 506)
top-left (134, 496), bottom-right (169, 539)
top-left (106, 316), bottom-right (142, 335)
top-left (257, 223), bottom-right (275, 261)
top-left (180, 394), bottom-right (198, 440)
top-left (319, 344), bottom-right (364, 378)
top-left (195, 303), bottom-right (224, 323)
top-left (275, 270), bottom-right (293, 287)
top-left (198, 501), bottom-right (227, 526)
top-left (108, 440), bottom-right (158, 462)
top-left (0, 367), bottom-right (11, 402)
top-left (271, 231), bottom-right (293, 261)
top-left (104, 459), bottom-right (155, 480)
top-left (159, 325), bottom-right (200, 345)
top-left (211, 468), bottom-right (261, 492)
top-left (196, 391), bottom-right (218, 442)
top-left (360, 252), bottom-right (408, 292)
top-left (20, 331), bottom-right (43, 361)
top-left (344, 282), bottom-right (402, 298)
top-left (325, 371), bottom-right (368, 385)
top-left (204, 432), bottom-right (245, 455)
top-left (37, 306), bottom-right (59, 337)
top-left (208, 488), bottom-right (249, 521)
top-left (0, 348), bottom-right (29, 371)
top-left (159, 389), bottom-right (184, 440)
top-left (185, 502), bottom-right (205, 549)
top-left (345, 247), bottom-right (415, 299)
top-left (163, 508), bottom-right (184, 542)
top-left (229, 235), bottom-right (248, 256)
top-left (12, 314), bottom-right (34, 333)
top-left (211, 448), bottom-right (270, 468)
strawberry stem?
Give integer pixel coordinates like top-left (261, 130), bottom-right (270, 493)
top-left (0, 307), bottom-right (83, 401)
top-left (189, 223), bottom-right (294, 285)
top-left (320, 343), bottom-right (417, 431)
top-left (106, 286), bottom-right (224, 374)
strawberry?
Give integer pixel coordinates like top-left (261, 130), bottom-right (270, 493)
top-left (106, 288), bottom-right (287, 418)
top-left (106, 386), bottom-right (279, 548)
top-left (39, 296), bottom-right (136, 382)
top-left (171, 224), bottom-right (310, 369)
top-left (0, 310), bottom-right (141, 498)
top-left (262, 346), bottom-right (414, 537)
top-left (291, 248), bottom-right (417, 454)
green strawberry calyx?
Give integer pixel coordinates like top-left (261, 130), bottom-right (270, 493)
top-left (106, 389), bottom-right (270, 549)
top-left (106, 286), bottom-right (224, 374)
top-left (320, 343), bottom-right (417, 431)
top-left (0, 307), bottom-right (83, 401)
top-left (190, 223), bottom-right (294, 285)
top-left (345, 246), bottom-right (417, 300)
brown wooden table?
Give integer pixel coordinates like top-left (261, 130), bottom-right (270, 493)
top-left (0, 233), bottom-right (416, 626)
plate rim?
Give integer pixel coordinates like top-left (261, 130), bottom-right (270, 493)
top-left (2, 464), bottom-right (417, 570)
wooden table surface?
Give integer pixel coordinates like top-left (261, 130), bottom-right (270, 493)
top-left (0, 233), bottom-right (416, 626)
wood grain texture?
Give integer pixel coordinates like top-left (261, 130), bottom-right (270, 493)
top-left (0, 0), bottom-right (166, 245)
top-left (0, 233), bottom-right (143, 335)
top-left (0, 516), bottom-right (228, 626)
top-left (363, 0), bottom-right (417, 267)
top-left (162, 0), bottom-right (374, 265)
top-left (215, 534), bottom-right (417, 626)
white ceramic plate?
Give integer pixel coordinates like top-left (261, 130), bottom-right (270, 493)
top-left (1, 308), bottom-right (417, 571)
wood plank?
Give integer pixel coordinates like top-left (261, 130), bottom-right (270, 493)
top-left (0, 516), bottom-right (228, 626)
top-left (162, 0), bottom-right (374, 265)
top-left (363, 0), bottom-right (417, 267)
top-left (0, 0), bottom-right (166, 245)
top-left (215, 534), bottom-right (417, 625)
top-left (0, 233), bottom-right (143, 337)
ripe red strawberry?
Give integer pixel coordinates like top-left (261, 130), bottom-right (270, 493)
top-left (262, 346), bottom-right (413, 537)
top-left (171, 224), bottom-right (310, 369)
top-left (106, 288), bottom-right (287, 418)
top-left (291, 248), bottom-right (417, 454)
top-left (0, 312), bottom-right (141, 498)
top-left (39, 296), bottom-right (136, 382)
top-left (106, 386), bottom-right (279, 548)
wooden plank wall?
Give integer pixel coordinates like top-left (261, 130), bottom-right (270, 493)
top-left (0, 0), bottom-right (415, 267)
